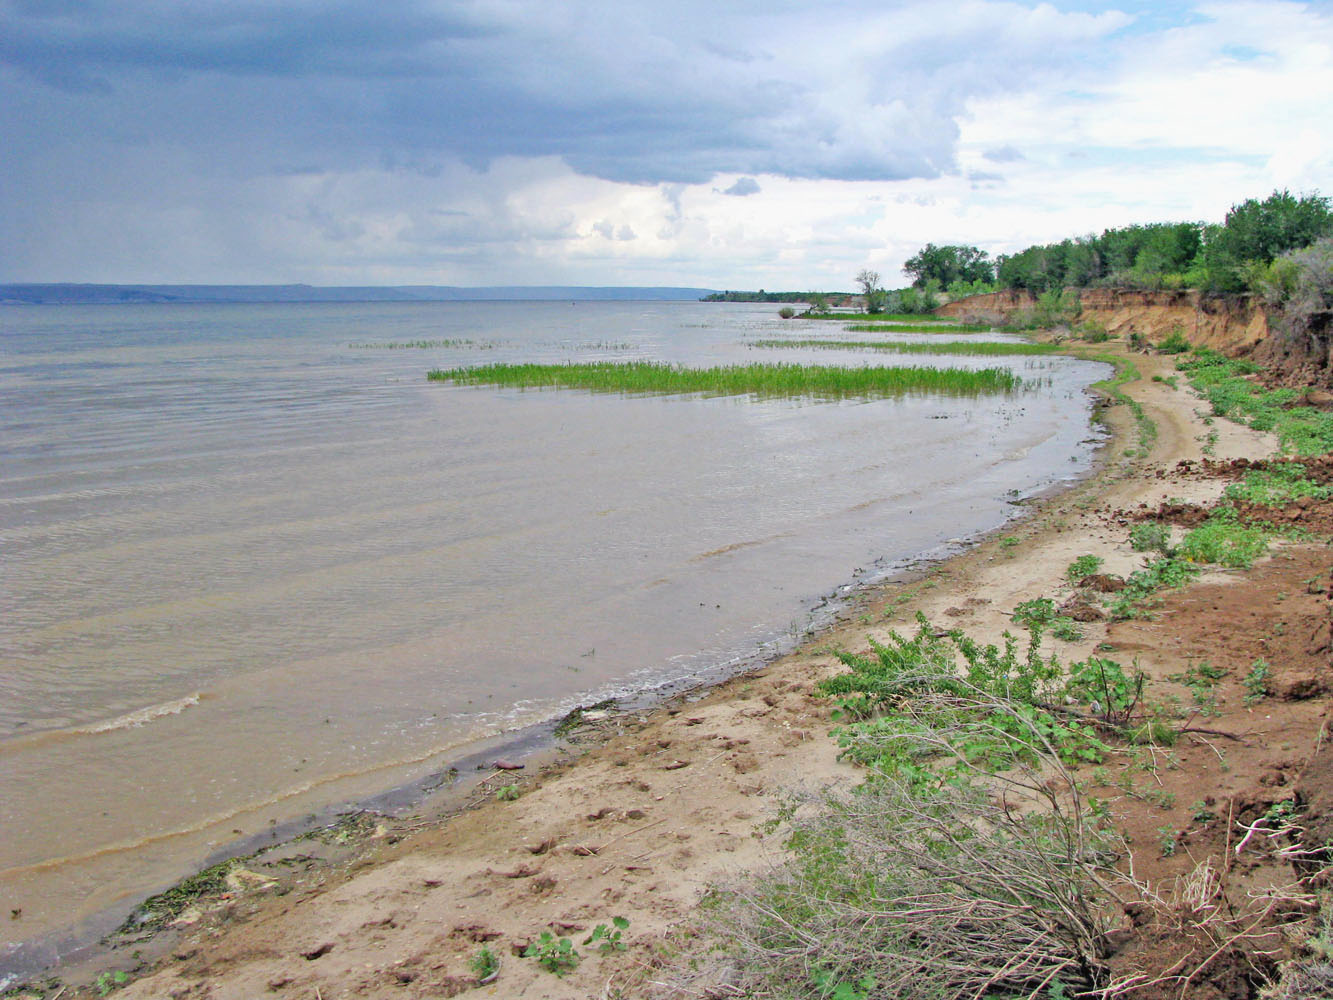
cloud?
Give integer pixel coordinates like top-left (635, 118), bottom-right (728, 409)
top-left (1, 1), bottom-right (1331, 286)
top-left (719, 177), bottom-right (761, 197)
top-left (0, 0), bottom-right (1134, 185)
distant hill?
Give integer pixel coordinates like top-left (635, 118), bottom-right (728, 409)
top-left (0, 284), bottom-right (719, 305)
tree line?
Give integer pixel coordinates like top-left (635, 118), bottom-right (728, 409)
top-left (901, 189), bottom-right (1332, 297)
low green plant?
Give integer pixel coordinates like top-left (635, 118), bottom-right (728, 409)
top-left (470, 945), bottom-right (499, 980)
top-left (1243, 659), bottom-right (1271, 704)
top-left (1176, 507), bottom-right (1270, 568)
top-left (1106, 556), bottom-right (1200, 620)
top-left (95, 971), bottom-right (130, 996)
top-left (1011, 597), bottom-right (1085, 642)
top-left (811, 968), bottom-right (878, 999)
top-left (1066, 554), bottom-right (1104, 584)
top-left (1178, 349), bottom-right (1333, 455)
top-left (1130, 521), bottom-right (1172, 555)
top-left (524, 931), bottom-right (580, 976)
top-left (1263, 799), bottom-right (1300, 831)
top-left (583, 916), bottom-right (630, 954)
top-left (496, 784), bottom-right (520, 801)
top-left (1010, 597), bottom-right (1059, 627)
top-left (778, 306), bottom-right (796, 319)
top-left (1051, 619), bottom-right (1086, 642)
top-left (1157, 826), bottom-right (1178, 857)
top-left (1079, 352), bottom-right (1157, 456)
top-left (1191, 801), bottom-right (1218, 823)
top-left (1224, 463), bottom-right (1333, 506)
top-left (1170, 661), bottom-right (1228, 717)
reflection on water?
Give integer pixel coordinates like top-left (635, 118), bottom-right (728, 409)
top-left (0, 301), bottom-right (1108, 962)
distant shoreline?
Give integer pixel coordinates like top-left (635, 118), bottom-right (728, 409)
top-left (0, 283), bottom-right (719, 305)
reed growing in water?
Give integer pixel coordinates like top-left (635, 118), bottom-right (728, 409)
top-left (844, 322), bottom-right (992, 333)
top-left (427, 361), bottom-right (1021, 399)
top-left (750, 339), bottom-right (1058, 356)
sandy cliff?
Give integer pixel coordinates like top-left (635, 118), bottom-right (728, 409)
top-left (939, 287), bottom-right (1272, 355)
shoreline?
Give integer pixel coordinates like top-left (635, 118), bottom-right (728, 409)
top-left (18, 338), bottom-right (1327, 999)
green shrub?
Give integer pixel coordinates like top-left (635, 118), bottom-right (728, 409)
top-left (1156, 328), bottom-right (1192, 354)
top-left (684, 758), bottom-right (1117, 999)
top-left (1065, 657), bottom-right (1145, 725)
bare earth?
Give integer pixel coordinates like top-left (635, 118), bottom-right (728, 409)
top-left (21, 345), bottom-right (1333, 1000)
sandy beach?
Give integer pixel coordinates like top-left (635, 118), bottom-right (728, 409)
top-left (15, 341), bottom-right (1332, 1000)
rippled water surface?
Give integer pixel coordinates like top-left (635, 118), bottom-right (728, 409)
top-left (0, 301), bottom-right (1107, 964)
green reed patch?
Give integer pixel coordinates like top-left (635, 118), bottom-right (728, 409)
top-left (350, 338), bottom-right (494, 349)
top-left (749, 338), bottom-right (1058, 356)
top-left (427, 361), bottom-right (1022, 399)
top-left (805, 312), bottom-right (956, 323)
top-left (844, 322), bottom-right (992, 334)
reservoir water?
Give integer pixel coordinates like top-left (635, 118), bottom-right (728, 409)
top-left (0, 300), bottom-right (1107, 969)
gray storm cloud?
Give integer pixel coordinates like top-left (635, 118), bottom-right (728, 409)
top-left (0, 0), bottom-right (1138, 280)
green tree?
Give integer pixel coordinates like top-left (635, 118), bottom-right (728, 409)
top-left (903, 244), bottom-right (994, 288)
top-left (1200, 190), bottom-right (1333, 292)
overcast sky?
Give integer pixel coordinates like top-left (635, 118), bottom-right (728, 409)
top-left (2, 0), bottom-right (1331, 289)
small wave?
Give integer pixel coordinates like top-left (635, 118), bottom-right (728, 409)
top-left (74, 693), bottom-right (201, 735)
top-left (690, 537), bottom-right (765, 562)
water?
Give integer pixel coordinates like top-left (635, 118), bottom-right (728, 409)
top-left (0, 301), bottom-right (1107, 967)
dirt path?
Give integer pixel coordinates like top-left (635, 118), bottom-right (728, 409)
top-left (19, 344), bottom-right (1330, 1000)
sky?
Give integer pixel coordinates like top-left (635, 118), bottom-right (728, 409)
top-left (2, 0), bottom-right (1332, 289)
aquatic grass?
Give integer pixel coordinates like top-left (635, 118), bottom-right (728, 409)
top-left (748, 338), bottom-right (1059, 356)
top-left (844, 322), bottom-right (993, 334)
top-left (427, 361), bottom-right (1022, 399)
top-left (350, 338), bottom-right (495, 349)
top-left (804, 312), bottom-right (958, 323)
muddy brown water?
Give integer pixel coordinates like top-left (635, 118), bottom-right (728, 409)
top-left (0, 300), bottom-right (1109, 976)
